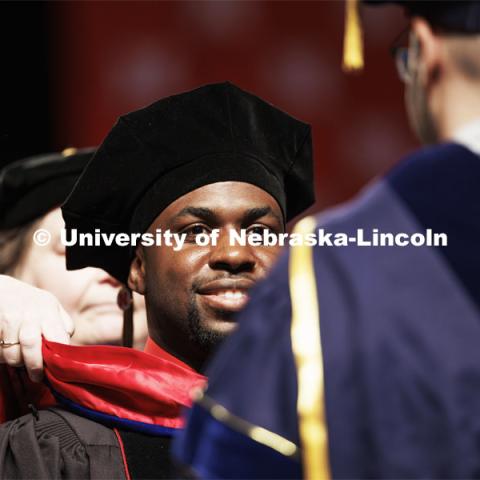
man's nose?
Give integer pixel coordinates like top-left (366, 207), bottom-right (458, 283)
top-left (208, 232), bottom-right (256, 274)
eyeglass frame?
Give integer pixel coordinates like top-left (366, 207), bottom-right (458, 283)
top-left (389, 26), bottom-right (417, 84)
top-left (389, 24), bottom-right (471, 83)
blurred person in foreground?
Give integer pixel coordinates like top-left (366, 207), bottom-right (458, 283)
top-left (0, 82), bottom-right (314, 478)
top-left (174, 2), bottom-right (480, 478)
top-left (0, 149), bottom-right (147, 351)
top-left (0, 149), bottom-right (148, 422)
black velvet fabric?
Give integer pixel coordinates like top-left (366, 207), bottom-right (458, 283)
top-left (0, 148), bottom-right (94, 229)
top-left (364, 1), bottom-right (480, 33)
top-left (0, 408), bottom-right (126, 479)
top-left (118, 430), bottom-right (174, 479)
top-left (63, 82), bottom-right (314, 284)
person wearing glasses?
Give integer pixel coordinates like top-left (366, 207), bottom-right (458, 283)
top-left (175, 2), bottom-right (480, 478)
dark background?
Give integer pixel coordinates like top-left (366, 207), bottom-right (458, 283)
top-left (0, 1), bottom-right (417, 215)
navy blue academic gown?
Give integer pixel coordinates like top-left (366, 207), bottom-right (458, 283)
top-left (174, 143), bottom-right (480, 479)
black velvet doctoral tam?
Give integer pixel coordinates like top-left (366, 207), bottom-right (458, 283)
top-left (63, 82), bottom-right (314, 284)
top-left (0, 148), bottom-right (94, 229)
top-left (365, 1), bottom-right (480, 33)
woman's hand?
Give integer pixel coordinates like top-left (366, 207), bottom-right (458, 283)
top-left (0, 275), bottom-right (74, 382)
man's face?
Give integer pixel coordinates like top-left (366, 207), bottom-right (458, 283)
top-left (130, 181), bottom-right (284, 369)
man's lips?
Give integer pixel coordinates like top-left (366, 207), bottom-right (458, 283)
top-left (196, 279), bottom-right (254, 313)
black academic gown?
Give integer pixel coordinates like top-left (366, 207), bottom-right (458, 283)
top-left (0, 336), bottom-right (202, 480)
top-left (0, 407), bottom-right (177, 480)
top-left (0, 408), bottom-right (125, 479)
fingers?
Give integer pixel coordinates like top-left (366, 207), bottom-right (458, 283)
top-left (18, 320), bottom-right (43, 382)
top-left (40, 304), bottom-right (71, 345)
top-left (19, 296), bottom-right (73, 381)
top-left (58, 304), bottom-right (75, 342)
top-left (0, 312), bottom-right (22, 367)
top-left (0, 277), bottom-right (75, 382)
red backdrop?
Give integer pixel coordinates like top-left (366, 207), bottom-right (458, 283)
top-left (49, 1), bottom-right (418, 215)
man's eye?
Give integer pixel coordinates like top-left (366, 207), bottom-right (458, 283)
top-left (247, 225), bottom-right (271, 236)
top-left (183, 225), bottom-right (210, 237)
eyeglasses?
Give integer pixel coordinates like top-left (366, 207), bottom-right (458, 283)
top-left (390, 27), bottom-right (414, 84)
top-left (392, 46), bottom-right (412, 83)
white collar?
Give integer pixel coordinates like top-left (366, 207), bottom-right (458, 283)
top-left (452, 118), bottom-right (480, 156)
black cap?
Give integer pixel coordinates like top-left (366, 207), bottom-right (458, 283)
top-left (365, 1), bottom-right (480, 33)
top-left (0, 148), bottom-right (94, 229)
top-left (63, 82), bottom-right (314, 284)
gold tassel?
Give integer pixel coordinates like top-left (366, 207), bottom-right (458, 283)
top-left (343, 0), bottom-right (364, 72)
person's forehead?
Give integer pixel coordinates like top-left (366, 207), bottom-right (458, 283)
top-left (159, 181), bottom-right (282, 221)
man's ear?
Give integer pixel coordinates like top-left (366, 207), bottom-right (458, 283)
top-left (411, 17), bottom-right (443, 86)
top-left (128, 246), bottom-right (146, 295)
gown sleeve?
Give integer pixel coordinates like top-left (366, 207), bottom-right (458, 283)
top-left (0, 408), bottom-right (126, 479)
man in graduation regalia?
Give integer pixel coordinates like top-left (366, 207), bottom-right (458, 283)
top-left (174, 3), bottom-right (480, 478)
top-left (0, 82), bottom-right (314, 478)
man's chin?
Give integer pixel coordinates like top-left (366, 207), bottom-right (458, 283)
top-left (201, 317), bottom-right (238, 336)
top-left (187, 300), bottom-right (240, 351)
top-left (187, 315), bottom-right (237, 351)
